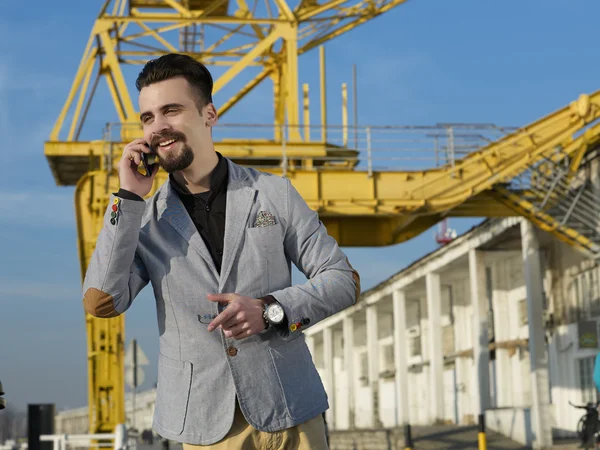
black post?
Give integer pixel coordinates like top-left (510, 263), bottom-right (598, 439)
top-left (404, 423), bottom-right (414, 450)
top-left (478, 413), bottom-right (487, 450)
top-left (478, 413), bottom-right (485, 433)
top-left (28, 404), bottom-right (55, 450)
top-left (0, 380), bottom-right (5, 411)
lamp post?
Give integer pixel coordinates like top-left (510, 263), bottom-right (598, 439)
top-left (0, 380), bottom-right (5, 410)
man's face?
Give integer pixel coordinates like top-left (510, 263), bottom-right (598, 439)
top-left (138, 76), bottom-right (215, 173)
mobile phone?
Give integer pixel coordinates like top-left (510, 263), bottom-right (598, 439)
top-left (141, 143), bottom-right (158, 177)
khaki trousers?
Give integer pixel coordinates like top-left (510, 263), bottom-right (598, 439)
top-left (182, 402), bottom-right (329, 450)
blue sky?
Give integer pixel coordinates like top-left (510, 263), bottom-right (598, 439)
top-left (2, 0), bottom-right (600, 412)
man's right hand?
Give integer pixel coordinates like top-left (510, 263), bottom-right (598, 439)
top-left (118, 139), bottom-right (159, 198)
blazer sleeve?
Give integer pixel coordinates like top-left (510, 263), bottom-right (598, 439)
top-left (267, 178), bottom-right (360, 339)
top-left (82, 194), bottom-right (150, 318)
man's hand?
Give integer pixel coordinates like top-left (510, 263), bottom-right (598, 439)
top-left (118, 138), bottom-right (159, 198)
top-left (206, 293), bottom-right (266, 339)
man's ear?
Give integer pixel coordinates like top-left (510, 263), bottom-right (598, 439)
top-left (204, 104), bottom-right (218, 127)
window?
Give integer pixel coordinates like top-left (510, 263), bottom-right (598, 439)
top-left (591, 269), bottom-right (600, 316)
top-left (407, 299), bottom-right (422, 357)
top-left (442, 325), bottom-right (455, 354)
top-left (519, 299), bottom-right (528, 325)
top-left (571, 267), bottom-right (600, 320)
top-left (380, 342), bottom-right (395, 378)
top-left (486, 267), bottom-right (495, 341)
top-left (578, 356), bottom-right (599, 403)
top-left (359, 351), bottom-right (368, 386)
top-left (409, 334), bottom-right (421, 357)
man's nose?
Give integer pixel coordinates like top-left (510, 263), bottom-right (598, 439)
top-left (149, 116), bottom-right (170, 136)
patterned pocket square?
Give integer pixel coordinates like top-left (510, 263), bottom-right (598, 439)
top-left (254, 210), bottom-right (277, 227)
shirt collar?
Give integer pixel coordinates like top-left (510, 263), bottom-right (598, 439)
top-left (169, 151), bottom-right (228, 198)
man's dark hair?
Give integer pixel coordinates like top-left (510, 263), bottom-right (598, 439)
top-left (136, 53), bottom-right (214, 113)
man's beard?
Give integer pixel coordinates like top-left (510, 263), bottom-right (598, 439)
top-left (151, 130), bottom-right (194, 173)
top-left (159, 143), bottom-right (194, 173)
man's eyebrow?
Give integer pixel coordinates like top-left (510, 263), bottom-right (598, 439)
top-left (161, 103), bottom-right (184, 110)
top-left (139, 103), bottom-right (185, 121)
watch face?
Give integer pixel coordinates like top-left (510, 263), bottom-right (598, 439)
top-left (267, 304), bottom-right (285, 323)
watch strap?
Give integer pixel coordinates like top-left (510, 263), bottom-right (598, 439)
top-left (260, 295), bottom-right (278, 306)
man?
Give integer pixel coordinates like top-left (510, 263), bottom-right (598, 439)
top-left (82, 53), bottom-right (360, 449)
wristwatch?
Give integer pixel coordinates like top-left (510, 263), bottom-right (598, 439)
top-left (262, 296), bottom-right (285, 327)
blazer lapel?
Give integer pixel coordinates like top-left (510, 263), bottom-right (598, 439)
top-left (156, 182), bottom-right (219, 280)
top-left (218, 160), bottom-right (256, 292)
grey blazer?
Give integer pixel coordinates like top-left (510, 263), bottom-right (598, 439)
top-left (82, 158), bottom-right (360, 445)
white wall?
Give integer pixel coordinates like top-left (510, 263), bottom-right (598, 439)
top-left (489, 254), bottom-right (532, 410)
top-left (346, 276), bottom-right (479, 428)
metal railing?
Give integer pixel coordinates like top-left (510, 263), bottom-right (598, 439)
top-left (503, 151), bottom-right (600, 246)
top-left (29, 425), bottom-right (139, 450)
top-left (41, 433), bottom-right (115, 450)
top-left (104, 122), bottom-right (517, 174)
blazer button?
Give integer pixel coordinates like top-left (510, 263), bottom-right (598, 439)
top-left (227, 346), bottom-right (238, 357)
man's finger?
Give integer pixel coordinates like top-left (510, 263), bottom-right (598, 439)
top-left (122, 143), bottom-right (149, 157)
top-left (221, 314), bottom-right (240, 330)
top-left (233, 329), bottom-right (253, 340)
top-left (207, 307), bottom-right (236, 331)
top-left (207, 293), bottom-right (238, 303)
top-left (227, 322), bottom-right (247, 335)
top-left (223, 323), bottom-right (246, 338)
top-left (129, 138), bottom-right (148, 146)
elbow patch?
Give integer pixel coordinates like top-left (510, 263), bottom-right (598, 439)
top-left (83, 288), bottom-right (120, 318)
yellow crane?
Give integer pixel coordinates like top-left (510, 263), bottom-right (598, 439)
top-left (44, 0), bottom-right (600, 435)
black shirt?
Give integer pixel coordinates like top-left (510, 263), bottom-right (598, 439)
top-left (117, 152), bottom-right (229, 273)
top-left (169, 152), bottom-right (228, 273)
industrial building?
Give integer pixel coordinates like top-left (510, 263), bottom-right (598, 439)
top-left (305, 215), bottom-right (600, 448)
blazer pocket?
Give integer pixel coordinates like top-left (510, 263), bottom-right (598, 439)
top-left (154, 353), bottom-right (193, 435)
top-left (246, 225), bottom-right (283, 253)
top-left (269, 336), bottom-right (325, 421)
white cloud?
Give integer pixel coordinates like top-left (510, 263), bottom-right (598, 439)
top-left (0, 190), bottom-right (76, 228)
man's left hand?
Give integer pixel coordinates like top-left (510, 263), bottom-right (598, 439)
top-left (206, 293), bottom-right (266, 339)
